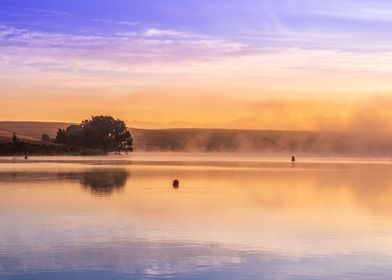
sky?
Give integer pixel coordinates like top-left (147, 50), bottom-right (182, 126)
top-left (1, 0), bottom-right (392, 130)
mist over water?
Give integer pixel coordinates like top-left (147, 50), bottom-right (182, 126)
top-left (132, 128), bottom-right (392, 156)
top-left (1, 155), bottom-right (392, 279)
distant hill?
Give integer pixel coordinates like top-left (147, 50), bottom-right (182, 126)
top-left (0, 121), bottom-right (72, 139)
top-left (0, 128), bottom-right (41, 143)
top-left (1, 121), bottom-right (392, 156)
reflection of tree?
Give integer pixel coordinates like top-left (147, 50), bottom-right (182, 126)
top-left (0, 169), bottom-right (130, 197)
top-left (79, 170), bottom-right (129, 196)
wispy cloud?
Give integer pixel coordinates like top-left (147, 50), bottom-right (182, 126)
top-left (91, 18), bottom-right (139, 26)
top-left (2, 22), bottom-right (392, 98)
top-left (0, 25), bottom-right (246, 63)
top-left (31, 8), bottom-right (72, 17)
top-left (143, 28), bottom-right (189, 38)
top-left (309, 5), bottom-right (392, 22)
top-left (0, 24), bottom-right (249, 86)
top-left (3, 7), bottom-right (72, 17)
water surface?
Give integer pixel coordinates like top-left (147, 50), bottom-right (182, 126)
top-left (1, 154), bottom-right (392, 279)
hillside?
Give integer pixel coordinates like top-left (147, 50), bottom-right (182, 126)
top-left (0, 128), bottom-right (41, 143)
top-left (1, 122), bottom-right (392, 156)
top-left (0, 127), bottom-right (101, 156)
top-left (0, 121), bottom-right (71, 139)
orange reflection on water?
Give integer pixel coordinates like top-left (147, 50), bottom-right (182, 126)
top-left (1, 158), bottom-right (392, 257)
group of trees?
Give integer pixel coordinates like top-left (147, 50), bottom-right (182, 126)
top-left (55, 116), bottom-right (133, 153)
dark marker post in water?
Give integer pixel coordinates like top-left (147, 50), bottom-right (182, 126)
top-left (291, 156), bottom-right (295, 163)
top-left (173, 179), bottom-right (179, 189)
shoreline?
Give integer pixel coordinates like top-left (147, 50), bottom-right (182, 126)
top-left (1, 153), bottom-right (391, 167)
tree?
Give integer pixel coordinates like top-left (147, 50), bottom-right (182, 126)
top-left (12, 132), bottom-right (18, 144)
top-left (12, 132), bottom-right (24, 150)
top-left (41, 134), bottom-right (50, 142)
top-left (55, 129), bottom-right (67, 144)
top-left (55, 116), bottom-right (133, 153)
top-left (56, 125), bottom-right (84, 147)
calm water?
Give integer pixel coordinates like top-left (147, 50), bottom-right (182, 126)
top-left (1, 154), bottom-right (392, 279)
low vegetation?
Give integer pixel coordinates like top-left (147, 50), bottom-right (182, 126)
top-left (0, 116), bottom-right (133, 156)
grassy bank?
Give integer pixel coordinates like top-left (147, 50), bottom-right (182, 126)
top-left (0, 141), bottom-right (104, 156)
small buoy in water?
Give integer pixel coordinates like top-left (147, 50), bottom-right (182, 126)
top-left (172, 179), bottom-right (179, 188)
top-left (291, 156), bottom-right (295, 162)
top-left (24, 154), bottom-right (28, 160)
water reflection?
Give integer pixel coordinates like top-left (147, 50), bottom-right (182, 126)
top-left (78, 170), bottom-right (129, 196)
top-left (2, 158), bottom-right (392, 279)
top-left (0, 169), bottom-right (129, 197)
top-left (2, 240), bottom-right (391, 280)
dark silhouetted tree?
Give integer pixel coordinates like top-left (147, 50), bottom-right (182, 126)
top-left (55, 116), bottom-right (133, 153)
top-left (12, 132), bottom-right (18, 144)
top-left (41, 134), bottom-right (50, 142)
top-left (11, 132), bottom-right (24, 151)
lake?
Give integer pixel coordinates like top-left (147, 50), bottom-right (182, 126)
top-left (1, 154), bottom-right (392, 279)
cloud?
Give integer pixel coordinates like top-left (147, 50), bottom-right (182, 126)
top-left (1, 22), bottom-right (392, 106)
top-left (31, 8), bottom-right (72, 17)
top-left (307, 1), bottom-right (392, 22)
top-left (0, 24), bottom-right (248, 70)
top-left (91, 18), bottom-right (139, 26)
top-left (143, 28), bottom-right (190, 38)
top-left (2, 7), bottom-right (72, 17)
top-left (2, 22), bottom-right (392, 103)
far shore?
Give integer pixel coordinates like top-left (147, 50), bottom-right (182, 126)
top-left (1, 152), bottom-right (392, 165)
